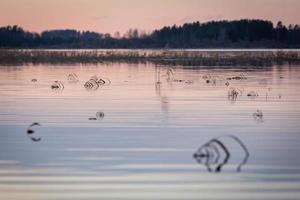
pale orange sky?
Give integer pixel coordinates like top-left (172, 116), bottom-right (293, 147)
top-left (0, 0), bottom-right (299, 34)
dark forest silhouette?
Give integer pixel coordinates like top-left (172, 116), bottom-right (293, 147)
top-left (0, 19), bottom-right (300, 48)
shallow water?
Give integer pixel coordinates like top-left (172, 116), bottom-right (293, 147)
top-left (0, 62), bottom-right (300, 200)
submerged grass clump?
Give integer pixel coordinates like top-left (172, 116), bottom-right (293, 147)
top-left (228, 88), bottom-right (240, 102)
top-left (253, 110), bottom-right (264, 122)
top-left (27, 122), bottom-right (42, 142)
top-left (227, 87), bottom-right (244, 103)
top-left (51, 81), bottom-right (64, 91)
top-left (84, 76), bottom-right (111, 91)
top-left (96, 111), bottom-right (105, 120)
top-left (67, 73), bottom-right (79, 83)
top-left (84, 79), bottom-right (99, 90)
top-left (89, 111), bottom-right (105, 121)
top-left (193, 135), bottom-right (249, 172)
top-left (1, 49), bottom-right (300, 66)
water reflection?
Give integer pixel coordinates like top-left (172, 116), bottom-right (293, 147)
top-left (155, 66), bottom-right (170, 118)
top-left (0, 62), bottom-right (300, 200)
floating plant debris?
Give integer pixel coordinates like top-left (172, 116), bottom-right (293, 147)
top-left (67, 73), bottom-right (79, 83)
top-left (253, 110), bottom-right (264, 122)
top-left (193, 135), bottom-right (249, 172)
top-left (51, 81), bottom-right (64, 91)
top-left (26, 123), bottom-right (42, 142)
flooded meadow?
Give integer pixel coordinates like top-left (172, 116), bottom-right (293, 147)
top-left (0, 50), bottom-right (300, 200)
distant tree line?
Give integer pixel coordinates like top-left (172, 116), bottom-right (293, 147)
top-left (0, 19), bottom-right (300, 48)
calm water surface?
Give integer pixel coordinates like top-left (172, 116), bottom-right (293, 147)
top-left (0, 62), bottom-right (300, 200)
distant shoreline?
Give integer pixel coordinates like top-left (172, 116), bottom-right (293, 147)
top-left (1, 49), bottom-right (300, 66)
top-left (2, 48), bottom-right (300, 51)
top-left (1, 19), bottom-right (300, 49)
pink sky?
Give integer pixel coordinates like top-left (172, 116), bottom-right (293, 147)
top-left (0, 0), bottom-right (299, 34)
